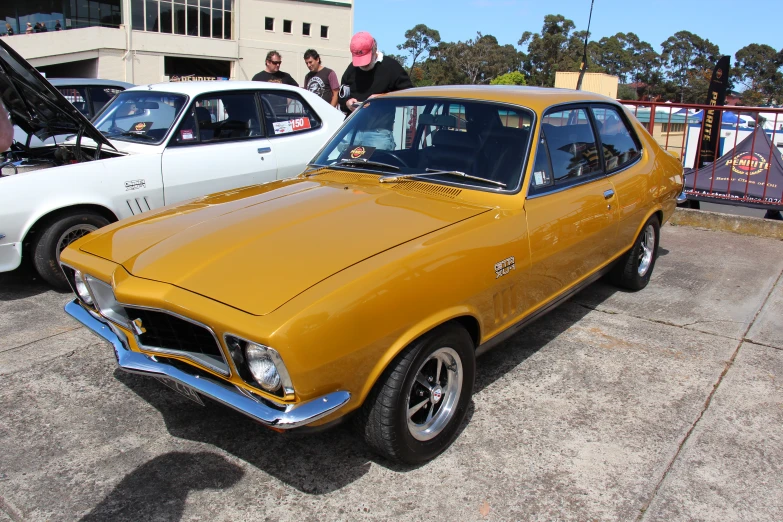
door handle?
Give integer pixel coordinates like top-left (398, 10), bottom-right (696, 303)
top-left (603, 189), bottom-right (615, 200)
top-left (257, 147), bottom-right (272, 154)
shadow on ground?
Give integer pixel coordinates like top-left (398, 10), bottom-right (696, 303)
top-left (0, 261), bottom-right (64, 301)
top-left (80, 452), bottom-right (244, 522)
top-left (111, 280), bottom-right (618, 498)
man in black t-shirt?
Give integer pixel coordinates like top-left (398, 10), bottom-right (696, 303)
top-left (339, 31), bottom-right (412, 114)
top-left (252, 51), bottom-right (298, 87)
top-left (304, 49), bottom-right (339, 107)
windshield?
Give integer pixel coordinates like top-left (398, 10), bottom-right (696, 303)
top-left (93, 91), bottom-right (187, 144)
top-left (312, 97), bottom-right (534, 190)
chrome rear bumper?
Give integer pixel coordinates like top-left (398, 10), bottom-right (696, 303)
top-left (65, 299), bottom-right (350, 429)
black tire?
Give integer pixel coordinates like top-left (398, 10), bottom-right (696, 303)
top-left (356, 324), bottom-right (475, 464)
top-left (611, 214), bottom-right (660, 291)
top-left (33, 211), bottom-right (109, 289)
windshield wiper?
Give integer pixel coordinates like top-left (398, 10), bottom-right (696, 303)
top-left (379, 168), bottom-right (506, 187)
top-left (329, 158), bottom-right (400, 171)
top-left (107, 131), bottom-right (158, 141)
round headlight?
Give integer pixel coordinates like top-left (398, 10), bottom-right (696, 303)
top-left (73, 269), bottom-right (94, 305)
top-left (245, 344), bottom-right (281, 391)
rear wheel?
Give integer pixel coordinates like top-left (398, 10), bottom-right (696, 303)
top-left (356, 324), bottom-right (475, 464)
top-left (611, 214), bottom-right (660, 291)
top-left (33, 211), bottom-right (109, 289)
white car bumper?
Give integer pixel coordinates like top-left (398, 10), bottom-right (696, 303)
top-left (0, 241), bottom-right (23, 273)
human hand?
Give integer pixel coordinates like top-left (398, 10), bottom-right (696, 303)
top-left (347, 98), bottom-right (359, 111)
top-left (0, 101), bottom-right (13, 151)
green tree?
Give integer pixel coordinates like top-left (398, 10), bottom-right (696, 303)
top-left (733, 44), bottom-right (783, 105)
top-left (518, 14), bottom-right (581, 86)
top-left (444, 33), bottom-right (520, 85)
top-left (660, 31), bottom-right (720, 102)
top-left (617, 84), bottom-right (638, 100)
top-left (490, 71), bottom-right (527, 85)
top-left (397, 24), bottom-right (441, 75)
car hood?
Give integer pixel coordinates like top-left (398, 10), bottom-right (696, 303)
top-left (0, 39), bottom-right (112, 148)
top-left (79, 178), bottom-right (490, 315)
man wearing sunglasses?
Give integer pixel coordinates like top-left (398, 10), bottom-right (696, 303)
top-left (252, 51), bottom-right (298, 87)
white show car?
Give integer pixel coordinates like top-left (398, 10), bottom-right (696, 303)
top-left (0, 39), bottom-right (344, 288)
top-left (11, 77), bottom-right (134, 148)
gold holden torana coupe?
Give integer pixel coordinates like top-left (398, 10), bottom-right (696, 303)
top-left (62, 86), bottom-right (684, 464)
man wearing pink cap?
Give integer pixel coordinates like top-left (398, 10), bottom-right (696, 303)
top-left (339, 31), bottom-right (412, 114)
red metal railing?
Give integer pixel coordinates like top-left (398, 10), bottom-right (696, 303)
top-left (622, 101), bottom-right (783, 209)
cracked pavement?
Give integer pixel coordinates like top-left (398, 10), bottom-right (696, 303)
top-left (0, 223), bottom-right (781, 521)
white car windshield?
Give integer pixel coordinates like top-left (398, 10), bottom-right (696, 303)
top-left (93, 91), bottom-right (187, 144)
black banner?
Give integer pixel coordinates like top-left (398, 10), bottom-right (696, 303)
top-left (697, 56), bottom-right (730, 167)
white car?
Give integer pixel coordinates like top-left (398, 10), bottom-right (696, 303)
top-left (0, 39), bottom-right (344, 288)
top-left (11, 78), bottom-right (134, 148)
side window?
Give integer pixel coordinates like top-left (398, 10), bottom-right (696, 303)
top-left (57, 87), bottom-right (89, 117)
top-left (591, 106), bottom-right (642, 172)
top-left (259, 92), bottom-right (322, 137)
top-left (541, 108), bottom-right (603, 185)
top-left (88, 87), bottom-right (123, 118)
top-left (176, 92), bottom-right (262, 144)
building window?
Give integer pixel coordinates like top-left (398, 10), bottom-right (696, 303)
top-left (265, 16), bottom-right (273, 31)
top-left (320, 25), bottom-right (328, 38)
top-left (661, 122), bottom-right (685, 133)
top-left (302, 22), bottom-right (310, 36)
top-left (127, 0), bottom-right (231, 39)
top-left (283, 19), bottom-right (291, 34)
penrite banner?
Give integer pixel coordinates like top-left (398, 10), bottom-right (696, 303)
top-left (697, 56), bottom-right (731, 167)
top-left (684, 127), bottom-right (783, 210)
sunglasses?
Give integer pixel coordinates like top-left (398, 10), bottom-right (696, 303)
top-left (268, 60), bottom-right (282, 65)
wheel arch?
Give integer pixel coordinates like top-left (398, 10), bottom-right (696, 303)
top-left (23, 204), bottom-right (119, 249)
top-left (356, 309), bottom-right (482, 409)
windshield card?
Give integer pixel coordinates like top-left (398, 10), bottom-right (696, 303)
top-left (340, 146), bottom-right (376, 161)
top-left (180, 129), bottom-right (195, 140)
top-left (273, 117), bottom-right (312, 135)
top-left (130, 121), bottom-right (153, 134)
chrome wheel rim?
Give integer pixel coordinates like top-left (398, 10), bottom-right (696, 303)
top-left (56, 224), bottom-right (98, 262)
top-left (406, 347), bottom-right (463, 441)
top-left (637, 224), bottom-right (655, 276)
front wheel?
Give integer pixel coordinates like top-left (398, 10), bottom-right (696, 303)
top-left (611, 214), bottom-right (660, 291)
top-left (33, 211), bottom-right (110, 289)
top-left (356, 324), bottom-right (475, 464)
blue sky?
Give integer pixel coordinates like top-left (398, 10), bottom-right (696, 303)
top-left (355, 0), bottom-right (783, 65)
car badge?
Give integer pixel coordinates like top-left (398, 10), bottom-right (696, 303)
top-left (495, 256), bottom-right (515, 279)
top-left (350, 146), bottom-right (366, 159)
top-left (131, 318), bottom-right (146, 335)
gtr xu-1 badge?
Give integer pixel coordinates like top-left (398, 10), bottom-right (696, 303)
top-left (495, 256), bottom-right (515, 278)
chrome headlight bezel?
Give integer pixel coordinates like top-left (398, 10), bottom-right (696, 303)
top-left (73, 269), bottom-right (94, 305)
top-left (224, 334), bottom-right (294, 399)
top-left (81, 274), bottom-right (131, 330)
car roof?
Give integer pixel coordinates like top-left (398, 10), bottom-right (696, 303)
top-left (382, 85), bottom-right (619, 113)
top-left (125, 81), bottom-right (303, 96)
top-left (48, 78), bottom-right (135, 89)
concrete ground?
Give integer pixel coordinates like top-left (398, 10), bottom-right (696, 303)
top-left (0, 223), bottom-right (781, 521)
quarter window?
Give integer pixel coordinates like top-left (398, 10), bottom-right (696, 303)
top-left (540, 108), bottom-right (603, 185)
top-left (260, 92), bottom-right (322, 137)
top-left (56, 87), bottom-right (89, 117)
top-left (591, 106), bottom-right (641, 172)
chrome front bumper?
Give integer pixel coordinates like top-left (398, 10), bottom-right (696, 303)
top-left (676, 191), bottom-right (688, 204)
top-left (65, 299), bottom-right (350, 429)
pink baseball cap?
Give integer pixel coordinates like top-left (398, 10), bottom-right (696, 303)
top-left (350, 32), bottom-right (375, 67)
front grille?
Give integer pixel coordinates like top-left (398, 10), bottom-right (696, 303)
top-left (124, 307), bottom-right (228, 374)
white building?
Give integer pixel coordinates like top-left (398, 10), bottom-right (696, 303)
top-left (1, 0), bottom-right (353, 86)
